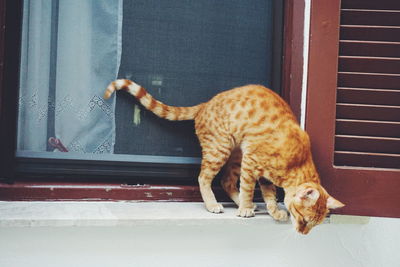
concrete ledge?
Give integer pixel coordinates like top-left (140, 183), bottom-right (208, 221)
top-left (1, 202), bottom-right (396, 267)
top-left (0, 201), bottom-right (292, 227)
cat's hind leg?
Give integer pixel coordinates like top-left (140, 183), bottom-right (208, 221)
top-left (198, 145), bottom-right (232, 214)
top-left (259, 179), bottom-right (288, 221)
top-left (237, 153), bottom-right (259, 217)
top-left (220, 148), bottom-right (242, 206)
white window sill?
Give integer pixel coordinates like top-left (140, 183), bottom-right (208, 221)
top-left (0, 201), bottom-right (374, 228)
top-left (0, 201), bottom-right (297, 227)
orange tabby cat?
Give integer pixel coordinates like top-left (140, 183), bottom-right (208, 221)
top-left (104, 80), bottom-right (345, 234)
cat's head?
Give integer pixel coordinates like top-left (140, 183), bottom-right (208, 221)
top-left (284, 182), bottom-right (344, 234)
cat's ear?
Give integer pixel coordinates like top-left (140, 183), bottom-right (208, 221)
top-left (326, 196), bottom-right (345, 209)
top-left (295, 188), bottom-right (320, 205)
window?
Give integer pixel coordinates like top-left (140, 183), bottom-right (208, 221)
top-left (13, 0), bottom-right (284, 179)
top-left (0, 0), bottom-right (304, 201)
top-left (306, 0), bottom-right (400, 217)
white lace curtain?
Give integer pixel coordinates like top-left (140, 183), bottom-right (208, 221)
top-left (18, 0), bottom-right (123, 154)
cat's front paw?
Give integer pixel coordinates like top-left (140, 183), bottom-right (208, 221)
top-left (271, 210), bottom-right (289, 222)
top-left (206, 203), bottom-right (224, 213)
top-left (236, 207), bottom-right (255, 218)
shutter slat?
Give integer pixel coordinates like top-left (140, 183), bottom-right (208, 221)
top-left (339, 56), bottom-right (400, 74)
top-left (335, 135), bottom-right (400, 154)
top-left (334, 151), bottom-right (400, 169)
top-left (336, 119), bottom-right (400, 138)
top-left (341, 0), bottom-right (400, 10)
top-left (335, 1), bottom-right (400, 169)
top-left (338, 72), bottom-right (400, 90)
top-left (340, 40), bottom-right (400, 58)
top-left (337, 88), bottom-right (400, 106)
top-left (340, 26), bottom-right (400, 42)
top-left (336, 103), bottom-right (400, 122)
top-left (341, 10), bottom-right (400, 26)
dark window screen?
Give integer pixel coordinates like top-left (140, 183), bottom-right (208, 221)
top-left (115, 0), bottom-right (277, 157)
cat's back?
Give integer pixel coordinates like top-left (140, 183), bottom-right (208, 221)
top-left (197, 85), bottom-right (299, 141)
top-left (212, 84), bottom-right (277, 102)
top-left (207, 84), bottom-right (295, 122)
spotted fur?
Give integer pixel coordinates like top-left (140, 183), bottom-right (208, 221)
top-left (104, 79), bottom-right (345, 234)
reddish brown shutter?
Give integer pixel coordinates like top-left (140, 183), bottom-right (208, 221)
top-left (307, 0), bottom-right (400, 218)
top-left (334, 0), bottom-right (400, 169)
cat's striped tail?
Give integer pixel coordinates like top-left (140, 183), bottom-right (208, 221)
top-left (103, 79), bottom-right (203, 121)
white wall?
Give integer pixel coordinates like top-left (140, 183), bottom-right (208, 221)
top-left (300, 0), bottom-right (311, 129)
top-left (1, 217), bottom-right (399, 267)
top-left (0, 202), bottom-right (399, 267)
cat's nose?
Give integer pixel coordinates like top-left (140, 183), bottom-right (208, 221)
top-left (296, 223), bottom-right (311, 235)
top-left (297, 226), bottom-right (310, 235)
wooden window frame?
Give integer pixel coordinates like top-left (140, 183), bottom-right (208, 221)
top-left (0, 0), bottom-right (306, 201)
top-left (306, 0), bottom-right (400, 218)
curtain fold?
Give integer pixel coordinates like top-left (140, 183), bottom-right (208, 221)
top-left (18, 0), bottom-right (123, 154)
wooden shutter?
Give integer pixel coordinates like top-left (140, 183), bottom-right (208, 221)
top-left (306, 0), bottom-right (400, 218)
top-left (335, 0), bottom-right (400, 169)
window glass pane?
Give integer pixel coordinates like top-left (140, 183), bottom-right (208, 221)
top-left (17, 0), bottom-right (280, 162)
top-left (115, 0), bottom-right (275, 157)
